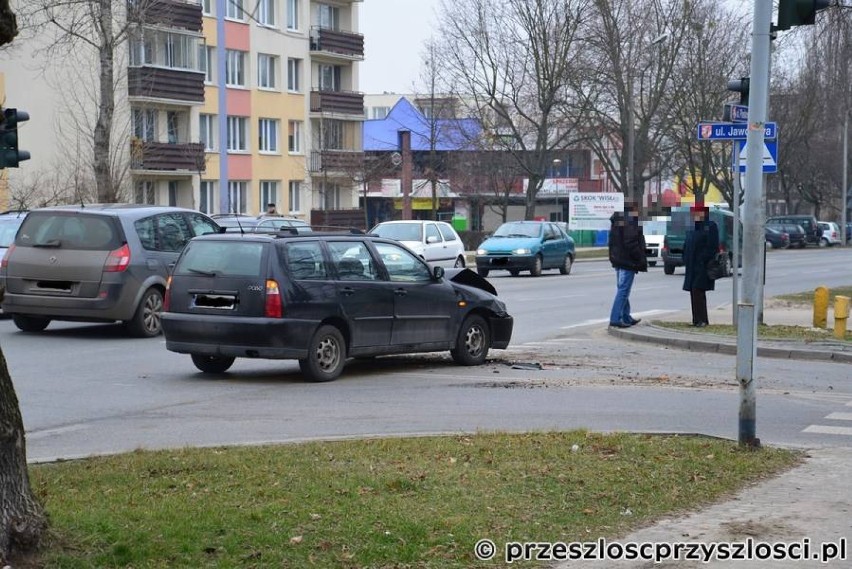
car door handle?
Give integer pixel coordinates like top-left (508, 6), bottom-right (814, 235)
top-left (340, 287), bottom-right (356, 296)
top-left (394, 288), bottom-right (408, 296)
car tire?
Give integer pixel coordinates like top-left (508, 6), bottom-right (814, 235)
top-left (12, 315), bottom-right (50, 333)
top-left (299, 325), bottom-right (346, 382)
top-left (766, 240), bottom-right (773, 250)
top-left (559, 255), bottom-right (573, 275)
top-left (530, 255), bottom-right (543, 277)
top-left (451, 314), bottom-right (490, 366)
top-left (454, 256), bottom-right (465, 268)
top-left (477, 268), bottom-right (489, 278)
top-left (508, 269), bottom-right (520, 277)
top-left (663, 263), bottom-right (675, 275)
top-left (125, 288), bottom-right (164, 338)
top-left (724, 253), bottom-right (733, 277)
top-left (819, 238), bottom-right (828, 248)
top-left (191, 354), bottom-right (235, 374)
top-left (648, 261), bottom-right (657, 267)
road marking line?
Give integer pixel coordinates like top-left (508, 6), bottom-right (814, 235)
top-left (803, 425), bottom-right (852, 436)
top-left (825, 412), bottom-right (852, 421)
top-left (846, 400), bottom-right (852, 407)
top-left (559, 309), bottom-right (679, 330)
top-left (27, 424), bottom-right (88, 440)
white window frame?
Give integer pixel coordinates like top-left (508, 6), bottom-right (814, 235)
top-left (288, 120), bottom-right (302, 154)
top-left (322, 181), bottom-right (340, 210)
top-left (200, 114), bottom-right (216, 151)
top-left (225, 49), bottom-right (246, 87)
top-left (201, 0), bottom-right (212, 15)
top-left (227, 116), bottom-right (248, 152)
top-left (317, 64), bottom-right (341, 91)
top-left (287, 58), bottom-right (301, 92)
top-left (258, 118), bottom-right (279, 153)
top-left (288, 180), bottom-right (301, 213)
top-left (135, 180), bottom-right (156, 205)
top-left (257, 0), bottom-right (275, 26)
top-left (286, 0), bottom-right (299, 30)
top-left (200, 180), bottom-right (216, 214)
top-left (317, 3), bottom-right (339, 30)
top-left (226, 0), bottom-right (246, 21)
top-left (260, 181), bottom-right (279, 210)
top-left (228, 181), bottom-right (248, 214)
top-left (133, 108), bottom-right (158, 142)
top-left (257, 53), bottom-right (277, 89)
top-left (199, 45), bottom-right (214, 83)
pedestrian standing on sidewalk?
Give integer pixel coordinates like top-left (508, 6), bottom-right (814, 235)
top-left (608, 199), bottom-right (647, 328)
top-left (682, 205), bottom-right (719, 327)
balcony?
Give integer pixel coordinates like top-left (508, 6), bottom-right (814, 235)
top-left (309, 90), bottom-right (364, 117)
top-left (127, 0), bottom-right (203, 32)
top-left (309, 27), bottom-right (364, 60)
top-left (308, 150), bottom-right (364, 174)
top-left (131, 141), bottom-right (205, 173)
top-left (128, 67), bottom-right (204, 103)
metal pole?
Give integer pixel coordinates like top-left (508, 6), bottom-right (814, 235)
top-left (737, 0), bottom-right (771, 448)
top-left (732, 143), bottom-right (741, 327)
top-left (843, 111), bottom-right (848, 247)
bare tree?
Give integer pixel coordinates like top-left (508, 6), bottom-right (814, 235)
top-left (435, 0), bottom-right (590, 220)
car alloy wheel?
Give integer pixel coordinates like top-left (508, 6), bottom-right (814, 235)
top-left (454, 256), bottom-right (465, 268)
top-left (126, 288), bottom-right (164, 338)
top-left (559, 255), bottom-right (573, 275)
top-left (530, 255), bottom-right (543, 277)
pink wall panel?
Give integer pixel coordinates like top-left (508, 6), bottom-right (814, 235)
top-left (228, 154), bottom-right (252, 179)
top-left (224, 21), bottom-right (250, 50)
top-left (226, 89), bottom-right (251, 115)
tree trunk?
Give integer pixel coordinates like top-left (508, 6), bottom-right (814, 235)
top-left (94, 0), bottom-right (116, 203)
top-left (0, 343), bottom-right (46, 563)
top-left (524, 175), bottom-right (540, 220)
top-left (0, 0), bottom-right (18, 46)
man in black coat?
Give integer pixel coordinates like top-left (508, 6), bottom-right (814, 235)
top-left (682, 206), bottom-right (719, 326)
top-left (608, 200), bottom-right (648, 327)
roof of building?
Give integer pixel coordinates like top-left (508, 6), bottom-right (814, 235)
top-left (362, 97), bottom-right (482, 152)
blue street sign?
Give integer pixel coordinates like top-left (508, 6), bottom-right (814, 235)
top-left (733, 139), bottom-right (778, 174)
top-left (696, 122), bottom-right (777, 140)
top-left (724, 103), bottom-right (749, 122)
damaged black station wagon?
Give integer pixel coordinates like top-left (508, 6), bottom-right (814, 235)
top-left (162, 231), bottom-right (514, 382)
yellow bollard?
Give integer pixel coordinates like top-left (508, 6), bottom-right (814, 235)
top-left (834, 296), bottom-right (849, 340)
top-left (813, 286), bottom-right (829, 329)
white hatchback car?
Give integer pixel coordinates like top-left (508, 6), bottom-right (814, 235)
top-left (368, 220), bottom-right (467, 268)
top-left (818, 221), bottom-right (841, 247)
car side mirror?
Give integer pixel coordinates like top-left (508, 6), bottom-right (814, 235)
top-left (433, 266), bottom-right (445, 280)
top-left (426, 235), bottom-right (440, 244)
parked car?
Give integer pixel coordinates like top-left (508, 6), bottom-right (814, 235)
top-left (766, 223), bottom-right (806, 248)
top-left (818, 221), bottom-right (841, 247)
top-left (475, 221), bottom-right (575, 277)
top-left (161, 232), bottom-right (514, 381)
top-left (764, 226), bottom-right (790, 249)
top-left (662, 205), bottom-right (741, 276)
top-left (253, 216), bottom-right (312, 234)
top-left (210, 213), bottom-right (259, 232)
top-left (368, 220), bottom-right (466, 268)
top-left (0, 210), bottom-right (27, 257)
top-left (0, 205), bottom-right (220, 336)
top-left (765, 214), bottom-right (821, 246)
top-left (641, 218), bottom-right (668, 267)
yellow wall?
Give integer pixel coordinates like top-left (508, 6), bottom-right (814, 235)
top-left (675, 174), bottom-right (726, 205)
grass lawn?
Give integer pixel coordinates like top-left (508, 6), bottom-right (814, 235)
top-left (25, 432), bottom-right (797, 568)
top-left (776, 285), bottom-right (852, 306)
top-left (652, 321), bottom-right (852, 342)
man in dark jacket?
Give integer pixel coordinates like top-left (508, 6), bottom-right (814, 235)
top-left (608, 200), bottom-right (648, 327)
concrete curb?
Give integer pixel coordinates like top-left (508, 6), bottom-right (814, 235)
top-left (608, 324), bottom-right (852, 364)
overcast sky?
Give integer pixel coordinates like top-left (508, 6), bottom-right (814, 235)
top-left (358, 0), bottom-right (758, 96)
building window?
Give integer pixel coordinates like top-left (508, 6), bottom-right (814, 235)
top-left (317, 3), bottom-right (339, 30)
top-left (257, 0), bottom-right (275, 26)
top-left (258, 118), bottom-right (279, 153)
top-left (133, 109), bottom-right (157, 142)
top-left (166, 112), bottom-right (179, 144)
top-left (226, 0), bottom-right (245, 21)
top-left (129, 30), bottom-right (202, 71)
top-left (227, 116), bottom-right (248, 152)
top-left (257, 53), bottom-right (277, 89)
top-left (168, 181), bottom-right (178, 207)
top-left (201, 0), bottom-right (212, 15)
top-left (260, 181), bottom-right (278, 210)
top-left (225, 49), bottom-right (246, 87)
top-left (199, 45), bottom-right (214, 83)
top-left (321, 181), bottom-right (340, 210)
top-left (287, 58), bottom-right (301, 92)
top-left (371, 106), bottom-right (390, 120)
top-left (135, 181), bottom-right (156, 205)
top-left (228, 181), bottom-right (248, 213)
top-left (200, 180), bottom-right (216, 214)
top-left (321, 119), bottom-right (344, 150)
top-left (286, 0), bottom-right (299, 30)
top-left (200, 114), bottom-right (216, 151)
top-left (317, 64), bottom-right (341, 91)
top-left (288, 180), bottom-right (301, 213)
top-left (288, 121), bottom-right (302, 153)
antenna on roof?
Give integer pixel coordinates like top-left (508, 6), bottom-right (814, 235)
top-left (232, 203), bottom-right (245, 235)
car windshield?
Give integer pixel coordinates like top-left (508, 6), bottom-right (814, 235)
top-left (492, 223), bottom-right (541, 238)
top-left (642, 220), bottom-right (668, 235)
top-left (369, 223), bottom-right (423, 241)
top-left (0, 218), bottom-right (24, 247)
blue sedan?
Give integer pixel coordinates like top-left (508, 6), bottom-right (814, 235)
top-left (475, 221), bottom-right (575, 277)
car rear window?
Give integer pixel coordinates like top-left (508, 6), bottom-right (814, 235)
top-left (15, 212), bottom-right (122, 251)
top-left (175, 240), bottom-right (266, 277)
top-left (0, 218), bottom-right (24, 247)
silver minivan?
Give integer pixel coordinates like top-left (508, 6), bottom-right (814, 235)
top-left (0, 205), bottom-right (219, 336)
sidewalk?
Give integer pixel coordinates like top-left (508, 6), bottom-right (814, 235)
top-left (562, 301), bottom-right (852, 567)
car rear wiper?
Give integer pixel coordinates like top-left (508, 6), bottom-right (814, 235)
top-left (506, 233), bottom-right (531, 238)
top-left (33, 239), bottom-right (62, 248)
top-left (187, 268), bottom-right (218, 277)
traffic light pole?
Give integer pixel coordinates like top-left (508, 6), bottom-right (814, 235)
top-left (737, 0), bottom-right (772, 448)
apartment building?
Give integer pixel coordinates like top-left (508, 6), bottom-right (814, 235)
top-left (2, 0), bottom-right (363, 217)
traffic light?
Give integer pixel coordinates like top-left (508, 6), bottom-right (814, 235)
top-left (727, 77), bottom-right (750, 105)
top-left (0, 108), bottom-right (30, 169)
top-left (776, 0), bottom-right (831, 30)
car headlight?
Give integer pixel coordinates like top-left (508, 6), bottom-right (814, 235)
top-left (476, 248), bottom-right (487, 255)
top-left (513, 248), bottom-right (531, 255)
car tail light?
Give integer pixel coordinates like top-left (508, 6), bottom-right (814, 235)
top-left (103, 243), bottom-right (131, 272)
top-left (163, 276), bottom-right (172, 312)
top-left (265, 279), bottom-right (282, 318)
top-left (1, 244), bottom-right (15, 269)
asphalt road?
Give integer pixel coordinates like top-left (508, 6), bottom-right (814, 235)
top-left (6, 246), bottom-right (852, 462)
